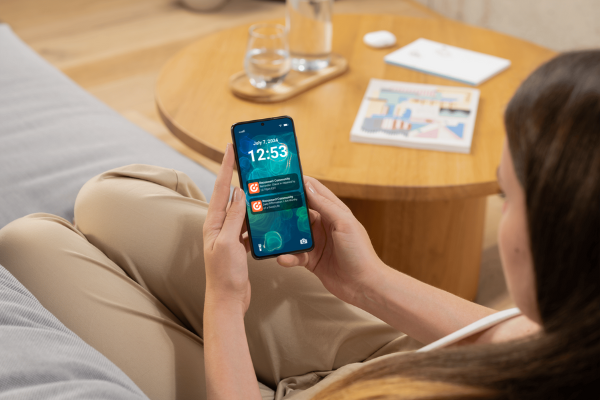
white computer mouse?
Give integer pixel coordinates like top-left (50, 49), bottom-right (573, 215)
top-left (363, 30), bottom-right (397, 48)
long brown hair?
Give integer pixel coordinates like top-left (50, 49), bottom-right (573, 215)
top-left (314, 51), bottom-right (600, 399)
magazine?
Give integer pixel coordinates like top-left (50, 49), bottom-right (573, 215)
top-left (350, 79), bottom-right (480, 154)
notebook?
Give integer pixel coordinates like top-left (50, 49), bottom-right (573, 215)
top-left (384, 38), bottom-right (511, 86)
top-left (350, 79), bottom-right (480, 154)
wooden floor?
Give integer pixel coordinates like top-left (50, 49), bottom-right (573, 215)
top-left (0, 0), bottom-right (512, 309)
top-left (0, 0), bottom-right (436, 174)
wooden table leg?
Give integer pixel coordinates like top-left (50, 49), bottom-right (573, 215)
top-left (340, 196), bottom-right (487, 300)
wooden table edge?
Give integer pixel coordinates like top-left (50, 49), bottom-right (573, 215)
top-left (156, 95), bottom-right (225, 164)
top-left (158, 95), bottom-right (499, 201)
top-left (154, 12), bottom-right (528, 202)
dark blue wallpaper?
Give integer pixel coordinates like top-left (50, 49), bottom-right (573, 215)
top-left (233, 117), bottom-right (313, 257)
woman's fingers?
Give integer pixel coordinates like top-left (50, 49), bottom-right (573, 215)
top-left (308, 209), bottom-right (320, 225)
top-left (204, 144), bottom-right (236, 242)
top-left (219, 187), bottom-right (247, 241)
top-left (304, 179), bottom-right (351, 227)
top-left (304, 176), bottom-right (351, 213)
top-left (210, 144), bottom-right (236, 213)
top-left (240, 217), bottom-right (248, 237)
top-left (239, 215), bottom-right (250, 252)
top-left (241, 232), bottom-right (251, 253)
top-left (277, 253), bottom-right (309, 268)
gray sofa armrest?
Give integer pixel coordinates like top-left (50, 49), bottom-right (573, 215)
top-left (0, 23), bottom-right (217, 228)
top-left (0, 264), bottom-right (149, 398)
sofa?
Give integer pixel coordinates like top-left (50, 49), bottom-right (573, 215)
top-left (0, 22), bottom-right (220, 397)
top-left (0, 23), bottom-right (217, 229)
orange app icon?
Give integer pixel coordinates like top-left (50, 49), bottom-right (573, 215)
top-left (248, 182), bottom-right (260, 194)
top-left (251, 200), bottom-right (263, 212)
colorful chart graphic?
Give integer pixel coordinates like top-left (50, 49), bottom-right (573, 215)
top-left (351, 79), bottom-right (480, 153)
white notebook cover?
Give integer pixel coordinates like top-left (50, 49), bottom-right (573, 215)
top-left (350, 79), bottom-right (480, 154)
top-left (384, 38), bottom-right (511, 86)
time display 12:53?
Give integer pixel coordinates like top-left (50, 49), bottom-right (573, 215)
top-left (248, 144), bottom-right (288, 162)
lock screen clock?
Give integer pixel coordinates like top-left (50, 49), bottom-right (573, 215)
top-left (232, 116), bottom-right (314, 259)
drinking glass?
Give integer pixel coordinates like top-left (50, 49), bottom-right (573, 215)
top-left (244, 24), bottom-right (291, 89)
top-left (286, 0), bottom-right (333, 71)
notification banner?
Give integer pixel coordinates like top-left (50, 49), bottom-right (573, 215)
top-left (247, 174), bottom-right (300, 196)
top-left (249, 192), bottom-right (304, 214)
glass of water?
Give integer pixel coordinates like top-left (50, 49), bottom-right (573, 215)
top-left (244, 24), bottom-right (291, 89)
top-left (286, 0), bottom-right (333, 71)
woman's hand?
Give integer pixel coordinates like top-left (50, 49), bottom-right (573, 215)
top-left (203, 144), bottom-right (261, 400)
top-left (277, 178), bottom-right (498, 345)
top-left (277, 177), bottom-right (387, 306)
top-left (203, 143), bottom-right (250, 314)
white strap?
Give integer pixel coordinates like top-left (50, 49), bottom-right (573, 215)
top-left (417, 308), bottom-right (522, 352)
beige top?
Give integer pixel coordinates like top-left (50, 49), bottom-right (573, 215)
top-left (276, 308), bottom-right (522, 400)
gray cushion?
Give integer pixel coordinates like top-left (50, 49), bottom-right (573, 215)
top-left (0, 23), bottom-right (217, 229)
top-left (0, 264), bottom-right (148, 398)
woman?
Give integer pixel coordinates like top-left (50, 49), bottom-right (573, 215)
top-left (204, 49), bottom-right (600, 399)
top-left (0, 50), bottom-right (598, 399)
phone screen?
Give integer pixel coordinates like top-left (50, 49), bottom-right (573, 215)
top-left (231, 116), bottom-right (314, 259)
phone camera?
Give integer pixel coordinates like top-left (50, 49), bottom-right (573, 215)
top-left (261, 122), bottom-right (264, 126)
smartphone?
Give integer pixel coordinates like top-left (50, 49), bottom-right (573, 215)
top-left (231, 116), bottom-right (315, 260)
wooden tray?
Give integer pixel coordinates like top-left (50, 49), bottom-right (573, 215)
top-left (229, 53), bottom-right (348, 103)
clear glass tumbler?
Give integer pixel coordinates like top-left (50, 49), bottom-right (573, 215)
top-left (286, 0), bottom-right (333, 71)
top-left (244, 24), bottom-right (291, 89)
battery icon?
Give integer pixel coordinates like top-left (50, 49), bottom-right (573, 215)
top-left (283, 124), bottom-right (288, 126)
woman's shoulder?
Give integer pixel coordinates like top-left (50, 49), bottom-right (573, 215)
top-left (470, 312), bottom-right (541, 345)
top-left (419, 308), bottom-right (541, 351)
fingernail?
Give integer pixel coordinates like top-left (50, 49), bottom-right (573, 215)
top-left (234, 187), bottom-right (244, 202)
top-left (224, 144), bottom-right (230, 157)
top-left (307, 183), bottom-right (315, 194)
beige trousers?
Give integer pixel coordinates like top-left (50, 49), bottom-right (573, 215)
top-left (0, 165), bottom-right (420, 400)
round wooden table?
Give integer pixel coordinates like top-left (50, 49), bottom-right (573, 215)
top-left (156, 14), bottom-right (555, 300)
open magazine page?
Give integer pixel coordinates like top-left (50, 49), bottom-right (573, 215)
top-left (350, 79), bottom-right (480, 154)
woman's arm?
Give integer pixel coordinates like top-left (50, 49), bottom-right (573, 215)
top-left (202, 144), bottom-right (261, 400)
top-left (278, 177), bottom-right (496, 345)
top-left (204, 296), bottom-right (260, 400)
top-left (353, 264), bottom-right (496, 345)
